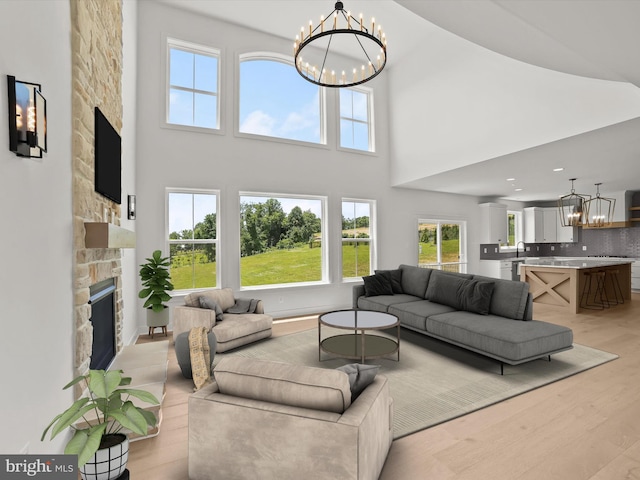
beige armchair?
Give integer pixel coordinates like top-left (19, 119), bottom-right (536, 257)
top-left (172, 288), bottom-right (272, 352)
top-left (188, 357), bottom-right (394, 480)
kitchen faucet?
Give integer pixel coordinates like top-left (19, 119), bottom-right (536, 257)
top-left (516, 241), bottom-right (526, 258)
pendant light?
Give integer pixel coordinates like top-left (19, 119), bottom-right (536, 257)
top-left (584, 183), bottom-right (616, 227)
top-left (558, 178), bottom-right (591, 227)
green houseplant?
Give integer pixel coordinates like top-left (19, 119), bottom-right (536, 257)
top-left (139, 250), bottom-right (174, 335)
top-left (41, 369), bottom-right (159, 476)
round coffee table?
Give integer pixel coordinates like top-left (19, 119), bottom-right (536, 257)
top-left (318, 309), bottom-right (400, 363)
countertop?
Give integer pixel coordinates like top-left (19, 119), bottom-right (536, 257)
top-left (520, 257), bottom-right (633, 269)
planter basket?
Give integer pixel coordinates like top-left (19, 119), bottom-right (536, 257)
top-left (79, 434), bottom-right (129, 480)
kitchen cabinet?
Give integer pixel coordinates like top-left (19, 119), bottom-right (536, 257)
top-left (479, 203), bottom-right (508, 244)
top-left (478, 260), bottom-right (512, 280)
top-left (524, 207), bottom-right (576, 243)
top-left (632, 260), bottom-right (640, 291)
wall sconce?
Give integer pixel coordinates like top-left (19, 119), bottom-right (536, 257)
top-left (128, 194), bottom-right (136, 220)
top-left (7, 75), bottom-right (47, 158)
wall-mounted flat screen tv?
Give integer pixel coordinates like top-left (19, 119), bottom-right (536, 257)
top-left (94, 107), bottom-right (121, 204)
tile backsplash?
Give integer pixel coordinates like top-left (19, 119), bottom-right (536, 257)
top-left (480, 226), bottom-right (640, 260)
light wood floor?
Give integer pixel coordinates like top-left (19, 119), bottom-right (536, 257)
top-left (129, 297), bottom-right (640, 479)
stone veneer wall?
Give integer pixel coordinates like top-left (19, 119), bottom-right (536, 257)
top-left (71, 0), bottom-right (124, 378)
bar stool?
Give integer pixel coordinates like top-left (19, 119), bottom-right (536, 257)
top-left (604, 269), bottom-right (624, 306)
top-left (580, 271), bottom-right (609, 310)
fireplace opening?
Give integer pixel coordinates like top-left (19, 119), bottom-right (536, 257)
top-left (89, 278), bottom-right (116, 370)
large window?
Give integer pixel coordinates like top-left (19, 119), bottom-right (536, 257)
top-left (239, 193), bottom-right (326, 287)
top-left (167, 38), bottom-right (219, 129)
top-left (506, 210), bottom-right (523, 247)
top-left (239, 54), bottom-right (323, 144)
top-left (342, 199), bottom-right (375, 279)
top-left (339, 88), bottom-right (373, 152)
top-left (418, 220), bottom-right (467, 273)
top-left (167, 190), bottom-right (219, 290)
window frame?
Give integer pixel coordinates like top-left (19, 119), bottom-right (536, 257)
top-left (341, 198), bottom-right (376, 281)
top-left (417, 219), bottom-right (467, 273)
top-left (338, 86), bottom-right (375, 154)
top-left (238, 191), bottom-right (328, 290)
top-left (166, 188), bottom-right (221, 293)
top-left (236, 52), bottom-right (327, 148)
top-left (165, 37), bottom-right (222, 133)
top-left (501, 210), bottom-right (524, 251)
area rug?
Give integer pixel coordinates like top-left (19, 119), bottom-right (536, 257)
top-left (213, 328), bottom-right (617, 439)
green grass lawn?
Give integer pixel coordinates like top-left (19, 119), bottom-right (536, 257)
top-left (170, 243), bottom-right (371, 289)
top-left (419, 239), bottom-right (460, 265)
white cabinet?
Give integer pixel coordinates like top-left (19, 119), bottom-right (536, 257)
top-left (478, 260), bottom-right (512, 280)
top-left (479, 203), bottom-right (508, 244)
top-left (632, 260), bottom-right (640, 291)
top-left (524, 207), bottom-right (576, 243)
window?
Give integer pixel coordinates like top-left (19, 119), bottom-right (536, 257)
top-left (506, 210), bottom-right (523, 247)
top-left (418, 220), bottom-right (467, 273)
top-left (239, 54), bottom-right (323, 144)
top-left (167, 39), bottom-right (219, 129)
top-left (339, 88), bottom-right (373, 152)
top-left (342, 199), bottom-right (375, 279)
top-left (167, 190), bottom-right (219, 290)
top-left (239, 193), bottom-right (326, 287)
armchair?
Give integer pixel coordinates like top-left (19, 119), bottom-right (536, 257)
top-left (172, 288), bottom-right (272, 352)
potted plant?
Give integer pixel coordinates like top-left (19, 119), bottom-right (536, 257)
top-left (42, 369), bottom-right (159, 480)
top-left (139, 250), bottom-right (174, 335)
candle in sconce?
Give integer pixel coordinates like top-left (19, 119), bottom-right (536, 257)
top-left (347, 11), bottom-right (351, 29)
top-left (359, 13), bottom-right (363, 31)
top-left (300, 27), bottom-right (304, 42)
top-left (369, 62), bottom-right (373, 75)
top-left (378, 25), bottom-right (382, 40)
top-left (371, 18), bottom-right (375, 34)
top-left (321, 15), bottom-right (324, 33)
top-left (352, 68), bottom-right (357, 82)
top-left (361, 65), bottom-right (365, 81)
top-left (309, 20), bottom-right (312, 38)
top-left (332, 70), bottom-right (336, 84)
top-left (377, 55), bottom-right (381, 69)
top-left (341, 70), bottom-right (346, 84)
top-left (334, 12), bottom-right (337, 29)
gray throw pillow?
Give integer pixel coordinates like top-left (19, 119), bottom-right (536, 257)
top-left (199, 296), bottom-right (223, 321)
top-left (175, 331), bottom-right (217, 379)
top-left (336, 363), bottom-right (380, 401)
top-left (425, 272), bottom-right (467, 309)
top-left (459, 280), bottom-right (495, 315)
top-left (375, 269), bottom-right (404, 294)
top-left (362, 274), bottom-right (394, 297)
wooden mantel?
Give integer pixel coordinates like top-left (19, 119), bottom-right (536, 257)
top-left (85, 222), bottom-right (136, 248)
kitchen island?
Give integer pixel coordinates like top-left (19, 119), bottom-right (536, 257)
top-left (519, 257), bottom-right (632, 313)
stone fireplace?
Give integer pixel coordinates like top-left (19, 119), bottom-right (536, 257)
top-left (71, 0), bottom-right (125, 379)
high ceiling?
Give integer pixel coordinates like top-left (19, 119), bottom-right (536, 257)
top-left (158, 0), bottom-right (640, 202)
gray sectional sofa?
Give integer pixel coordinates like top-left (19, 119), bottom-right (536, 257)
top-left (353, 265), bottom-right (573, 373)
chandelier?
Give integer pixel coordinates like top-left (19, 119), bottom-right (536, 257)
top-left (584, 183), bottom-right (616, 227)
top-left (558, 178), bottom-right (591, 227)
top-left (294, 1), bottom-right (387, 88)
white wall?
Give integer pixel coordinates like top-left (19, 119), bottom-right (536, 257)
top-left (135, 2), bottom-right (486, 323)
top-left (0, 0), bottom-right (74, 454)
top-left (121, 0), bottom-right (139, 345)
top-left (389, 21), bottom-right (640, 187)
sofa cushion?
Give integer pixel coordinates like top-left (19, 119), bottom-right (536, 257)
top-left (213, 314), bottom-right (273, 344)
top-left (199, 296), bottom-right (223, 321)
top-left (399, 264), bottom-right (432, 298)
top-left (375, 269), bottom-right (403, 294)
top-left (336, 363), bottom-right (379, 402)
top-left (426, 311), bottom-right (573, 362)
top-left (472, 275), bottom-right (530, 320)
top-left (214, 357), bottom-right (352, 413)
top-left (425, 271), bottom-right (468, 308)
top-left (362, 274), bottom-right (394, 297)
top-left (185, 288), bottom-right (236, 312)
top-left (357, 294), bottom-right (422, 313)
top-left (388, 300), bottom-right (457, 331)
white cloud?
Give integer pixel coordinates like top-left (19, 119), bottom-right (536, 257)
top-left (240, 110), bottom-right (276, 136)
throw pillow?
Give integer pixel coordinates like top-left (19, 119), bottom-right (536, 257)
top-left (375, 269), bottom-right (404, 294)
top-left (199, 296), bottom-right (223, 321)
top-left (362, 274), bottom-right (394, 297)
top-left (336, 363), bottom-right (380, 401)
top-left (459, 279), bottom-right (495, 315)
top-left (425, 271), bottom-right (467, 309)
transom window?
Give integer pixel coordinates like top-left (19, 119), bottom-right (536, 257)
top-left (167, 38), bottom-right (219, 130)
top-left (239, 193), bottom-right (326, 287)
top-left (418, 220), bottom-right (467, 273)
top-left (167, 189), bottom-right (219, 291)
top-left (339, 88), bottom-right (373, 152)
top-left (239, 54), bottom-right (324, 144)
top-left (342, 199), bottom-right (375, 279)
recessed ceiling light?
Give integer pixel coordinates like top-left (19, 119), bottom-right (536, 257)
top-left (506, 178), bottom-right (515, 182)
top-left (514, 188), bottom-right (523, 192)
top-left (553, 168), bottom-right (564, 172)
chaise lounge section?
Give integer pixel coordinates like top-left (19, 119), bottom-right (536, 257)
top-left (354, 265), bottom-right (573, 373)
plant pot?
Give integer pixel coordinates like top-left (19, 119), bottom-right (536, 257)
top-left (79, 433), bottom-right (129, 480)
top-left (146, 306), bottom-right (170, 328)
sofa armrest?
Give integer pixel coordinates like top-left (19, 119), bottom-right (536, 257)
top-left (523, 293), bottom-right (534, 321)
top-left (172, 305), bottom-right (216, 343)
top-left (352, 284), bottom-right (365, 309)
